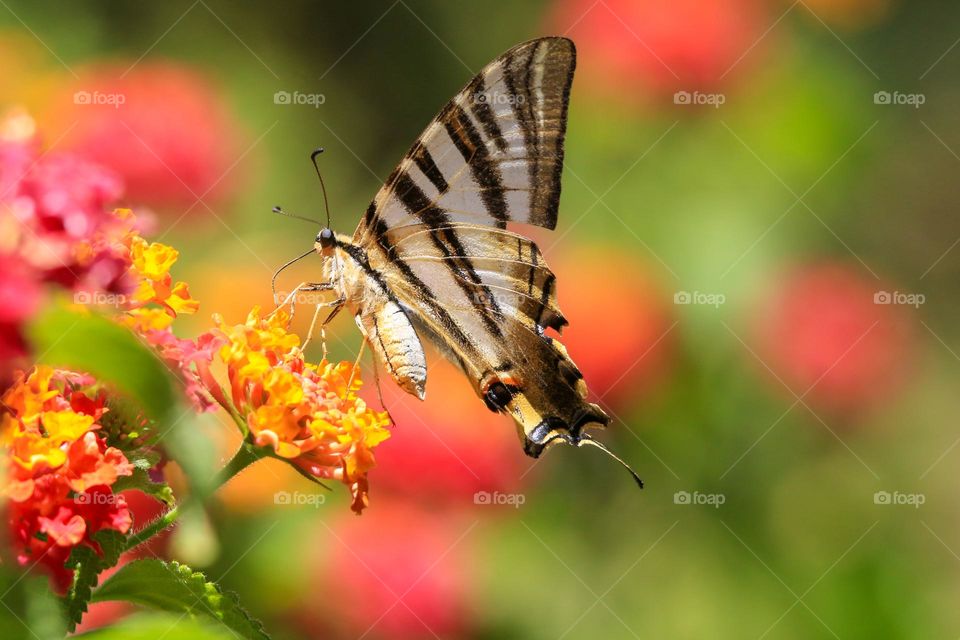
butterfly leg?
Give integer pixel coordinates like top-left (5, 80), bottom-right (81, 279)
top-left (302, 297), bottom-right (344, 355)
top-left (368, 350), bottom-right (397, 426)
top-left (346, 338), bottom-right (367, 392)
top-left (269, 281), bottom-right (307, 320)
top-left (269, 281), bottom-right (336, 326)
top-left (317, 303), bottom-right (344, 361)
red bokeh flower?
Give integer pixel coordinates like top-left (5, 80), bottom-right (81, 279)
top-left (307, 503), bottom-right (475, 640)
top-left (48, 62), bottom-right (247, 211)
top-left (752, 262), bottom-right (914, 416)
top-left (548, 0), bottom-right (772, 101)
top-left (369, 356), bottom-right (525, 505)
top-left (551, 246), bottom-right (674, 411)
top-left (0, 113), bottom-right (133, 377)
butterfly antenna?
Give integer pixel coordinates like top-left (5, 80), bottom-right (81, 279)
top-left (272, 206), bottom-right (321, 225)
top-left (576, 435), bottom-right (644, 489)
top-left (310, 148), bottom-right (332, 228)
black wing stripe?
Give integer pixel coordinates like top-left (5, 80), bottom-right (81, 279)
top-left (544, 44), bottom-right (575, 226)
top-left (343, 227), bottom-right (477, 354)
top-left (410, 141), bottom-right (450, 196)
top-left (391, 171), bottom-right (506, 336)
top-left (468, 75), bottom-right (508, 153)
top-left (503, 45), bottom-right (535, 176)
top-left (443, 104), bottom-right (509, 228)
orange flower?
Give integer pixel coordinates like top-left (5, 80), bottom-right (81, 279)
top-left (1, 366), bottom-right (133, 592)
top-left (201, 308), bottom-right (391, 513)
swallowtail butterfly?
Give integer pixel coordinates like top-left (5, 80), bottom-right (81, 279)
top-left (276, 37), bottom-right (641, 485)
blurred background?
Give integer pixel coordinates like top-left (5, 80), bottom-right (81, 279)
top-left (2, 0), bottom-right (959, 637)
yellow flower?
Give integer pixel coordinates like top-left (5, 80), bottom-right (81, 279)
top-left (121, 307), bottom-right (175, 333)
top-left (130, 236), bottom-right (179, 282)
top-left (167, 282), bottom-right (200, 315)
top-left (10, 411), bottom-right (95, 472)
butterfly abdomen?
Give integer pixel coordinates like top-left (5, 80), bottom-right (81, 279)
top-left (338, 244), bottom-right (428, 400)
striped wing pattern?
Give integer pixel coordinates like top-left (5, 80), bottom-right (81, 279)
top-left (350, 37), bottom-right (609, 456)
top-left (355, 36), bottom-right (574, 241)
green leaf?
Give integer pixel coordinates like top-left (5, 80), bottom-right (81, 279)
top-left (91, 559), bottom-right (270, 640)
top-left (28, 304), bottom-right (175, 424)
top-left (62, 529), bottom-right (127, 632)
top-left (27, 302), bottom-right (216, 497)
top-left (23, 576), bottom-right (67, 640)
top-left (112, 455), bottom-right (175, 507)
top-left (73, 613), bottom-right (237, 639)
top-left (0, 574), bottom-right (67, 640)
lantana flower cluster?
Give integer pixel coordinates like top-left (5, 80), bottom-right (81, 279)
top-left (1, 365), bottom-right (133, 592)
top-left (196, 309), bottom-right (391, 514)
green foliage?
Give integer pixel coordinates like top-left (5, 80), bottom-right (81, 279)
top-left (72, 613), bottom-right (237, 639)
top-left (112, 454), bottom-right (176, 507)
top-left (0, 574), bottom-right (67, 640)
top-left (27, 303), bottom-right (216, 497)
top-left (28, 304), bottom-right (175, 423)
top-left (62, 529), bottom-right (127, 633)
top-left (92, 559), bottom-right (270, 640)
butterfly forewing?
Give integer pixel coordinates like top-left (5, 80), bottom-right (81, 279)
top-left (355, 37), bottom-right (575, 243)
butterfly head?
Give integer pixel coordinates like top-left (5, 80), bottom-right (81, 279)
top-left (315, 227), bottom-right (336, 254)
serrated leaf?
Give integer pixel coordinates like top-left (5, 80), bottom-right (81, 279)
top-left (91, 559), bottom-right (270, 640)
top-left (62, 529), bottom-right (127, 632)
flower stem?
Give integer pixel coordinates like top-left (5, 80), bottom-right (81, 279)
top-left (212, 442), bottom-right (264, 486)
top-left (122, 443), bottom-right (265, 553)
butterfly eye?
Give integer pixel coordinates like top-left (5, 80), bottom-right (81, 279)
top-left (317, 228), bottom-right (335, 248)
top-left (483, 381), bottom-right (514, 412)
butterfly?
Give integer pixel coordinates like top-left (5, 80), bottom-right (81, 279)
top-left (276, 37), bottom-right (641, 485)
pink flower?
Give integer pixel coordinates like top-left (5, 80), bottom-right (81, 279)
top-left (51, 62), bottom-right (247, 211)
top-left (548, 0), bottom-right (772, 101)
top-left (308, 504), bottom-right (475, 639)
top-left (752, 262), bottom-right (915, 416)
